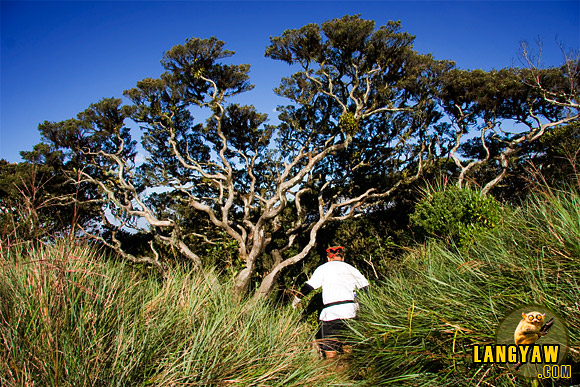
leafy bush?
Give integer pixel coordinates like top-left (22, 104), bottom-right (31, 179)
top-left (0, 241), bottom-right (347, 386)
top-left (349, 187), bottom-right (580, 386)
top-left (331, 217), bottom-right (398, 280)
top-left (410, 185), bottom-right (503, 246)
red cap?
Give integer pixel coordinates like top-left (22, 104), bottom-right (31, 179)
top-left (326, 246), bottom-right (344, 258)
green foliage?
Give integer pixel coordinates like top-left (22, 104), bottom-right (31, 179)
top-left (348, 187), bottom-right (580, 386)
top-left (527, 122), bottom-right (580, 191)
top-left (0, 241), bottom-right (349, 386)
top-left (438, 65), bottom-right (577, 198)
top-left (410, 185), bottom-right (503, 246)
top-left (203, 237), bottom-right (241, 276)
top-left (0, 159), bottom-right (93, 242)
top-left (339, 112), bottom-right (361, 136)
top-left (439, 68), bottom-right (532, 119)
top-left (330, 217), bottom-right (398, 280)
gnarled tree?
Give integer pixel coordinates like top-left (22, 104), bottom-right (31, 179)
top-left (438, 44), bottom-right (579, 195)
top-left (33, 16), bottom-right (451, 297)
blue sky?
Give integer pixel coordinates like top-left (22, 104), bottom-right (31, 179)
top-left (1, 1), bottom-right (579, 163)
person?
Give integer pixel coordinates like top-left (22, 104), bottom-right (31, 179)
top-left (292, 245), bottom-right (369, 359)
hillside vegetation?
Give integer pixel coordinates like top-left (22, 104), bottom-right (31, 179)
top-left (348, 187), bottom-right (580, 386)
top-left (0, 243), bottom-right (349, 386)
top-left (1, 186), bottom-right (578, 386)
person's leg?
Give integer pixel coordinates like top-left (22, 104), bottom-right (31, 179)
top-left (319, 319), bottom-right (345, 359)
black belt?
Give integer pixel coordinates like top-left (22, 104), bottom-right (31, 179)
top-left (322, 300), bottom-right (356, 310)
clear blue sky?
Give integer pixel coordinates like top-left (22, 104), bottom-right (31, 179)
top-left (1, 1), bottom-right (579, 163)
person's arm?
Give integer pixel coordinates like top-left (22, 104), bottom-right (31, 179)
top-left (292, 265), bottom-right (325, 308)
top-left (353, 266), bottom-right (370, 291)
top-left (299, 283), bottom-right (315, 297)
top-left (292, 283), bottom-right (315, 308)
top-left (358, 285), bottom-right (369, 295)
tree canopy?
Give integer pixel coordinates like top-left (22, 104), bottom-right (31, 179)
top-left (4, 15), bottom-right (578, 297)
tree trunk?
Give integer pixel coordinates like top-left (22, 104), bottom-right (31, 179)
top-left (255, 266), bottom-right (282, 299)
top-left (233, 266), bottom-right (252, 296)
top-left (253, 223), bottom-right (324, 299)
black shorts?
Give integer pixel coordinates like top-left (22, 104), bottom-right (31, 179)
top-left (317, 319), bottom-right (347, 352)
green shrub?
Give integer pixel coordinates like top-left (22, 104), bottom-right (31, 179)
top-left (410, 185), bottom-right (503, 246)
top-left (332, 217), bottom-right (398, 280)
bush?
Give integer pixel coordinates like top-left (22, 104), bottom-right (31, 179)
top-left (410, 185), bottom-right (503, 246)
top-left (331, 217), bottom-right (398, 280)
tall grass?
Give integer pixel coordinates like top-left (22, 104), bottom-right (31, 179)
top-left (3, 188), bottom-right (578, 386)
top-left (0, 241), bottom-right (349, 386)
top-left (348, 188), bottom-right (580, 386)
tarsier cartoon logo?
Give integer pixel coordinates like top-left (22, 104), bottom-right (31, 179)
top-left (473, 306), bottom-right (571, 380)
top-left (513, 311), bottom-right (554, 370)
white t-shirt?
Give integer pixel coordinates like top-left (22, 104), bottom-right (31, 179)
top-left (306, 260), bottom-right (369, 321)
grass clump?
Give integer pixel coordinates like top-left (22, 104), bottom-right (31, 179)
top-left (349, 187), bottom-right (580, 386)
top-left (0, 241), bottom-right (346, 386)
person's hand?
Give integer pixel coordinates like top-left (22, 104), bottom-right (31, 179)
top-left (292, 296), bottom-right (301, 309)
